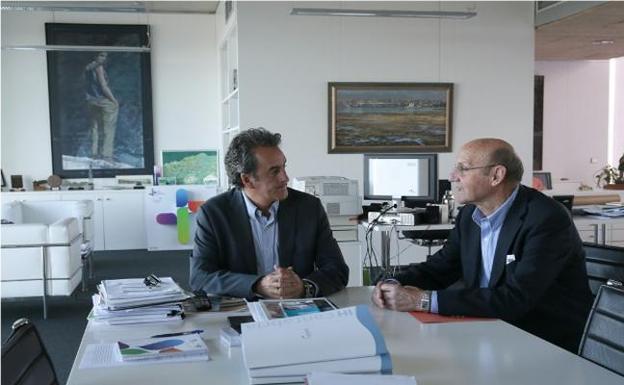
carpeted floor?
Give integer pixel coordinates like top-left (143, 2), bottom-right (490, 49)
top-left (1, 249), bottom-right (191, 385)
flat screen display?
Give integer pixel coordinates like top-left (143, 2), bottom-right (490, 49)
top-left (364, 154), bottom-right (437, 205)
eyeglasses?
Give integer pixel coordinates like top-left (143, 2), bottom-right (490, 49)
top-left (452, 164), bottom-right (497, 176)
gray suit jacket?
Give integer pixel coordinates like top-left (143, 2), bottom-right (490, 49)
top-left (190, 188), bottom-right (349, 299)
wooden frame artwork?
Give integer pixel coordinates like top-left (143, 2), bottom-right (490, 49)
top-left (532, 171), bottom-right (552, 191)
top-left (328, 82), bottom-right (453, 153)
top-left (45, 23), bottom-right (154, 178)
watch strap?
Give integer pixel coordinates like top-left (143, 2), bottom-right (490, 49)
top-left (302, 279), bottom-right (318, 298)
top-left (419, 291), bottom-right (431, 312)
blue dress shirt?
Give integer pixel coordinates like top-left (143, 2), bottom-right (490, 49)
top-left (430, 186), bottom-right (519, 313)
top-left (242, 192), bottom-right (280, 275)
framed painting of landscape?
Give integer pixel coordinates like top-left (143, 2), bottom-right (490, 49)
top-left (328, 82), bottom-right (453, 153)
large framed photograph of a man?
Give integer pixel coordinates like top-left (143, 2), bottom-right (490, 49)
top-left (45, 23), bottom-right (154, 178)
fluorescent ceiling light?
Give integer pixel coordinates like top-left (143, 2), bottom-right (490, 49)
top-left (290, 8), bottom-right (477, 19)
top-left (1, 45), bottom-right (150, 52)
top-left (592, 40), bottom-right (614, 46)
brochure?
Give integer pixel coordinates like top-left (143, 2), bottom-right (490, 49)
top-left (116, 334), bottom-right (209, 362)
top-left (247, 297), bottom-right (337, 322)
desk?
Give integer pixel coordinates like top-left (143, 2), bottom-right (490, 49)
top-left (66, 287), bottom-right (622, 385)
top-left (362, 222), bottom-right (454, 269)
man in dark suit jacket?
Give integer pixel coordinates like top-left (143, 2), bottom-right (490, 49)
top-left (373, 138), bottom-right (593, 353)
top-left (190, 128), bottom-right (349, 299)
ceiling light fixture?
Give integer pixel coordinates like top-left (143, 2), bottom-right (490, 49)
top-left (290, 8), bottom-right (477, 20)
top-left (592, 40), bottom-right (614, 46)
top-left (1, 45), bottom-right (150, 52)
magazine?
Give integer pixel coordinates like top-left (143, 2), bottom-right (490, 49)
top-left (247, 297), bottom-right (338, 322)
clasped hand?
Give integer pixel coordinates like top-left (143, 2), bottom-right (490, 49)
top-left (256, 265), bottom-right (304, 299)
top-left (372, 281), bottom-right (428, 312)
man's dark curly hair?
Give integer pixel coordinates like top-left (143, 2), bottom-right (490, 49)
top-left (224, 127), bottom-right (282, 188)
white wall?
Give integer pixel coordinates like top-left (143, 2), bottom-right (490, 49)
top-left (535, 61), bottom-right (610, 186)
top-left (1, 11), bottom-right (219, 186)
top-left (236, 1), bottom-right (534, 187)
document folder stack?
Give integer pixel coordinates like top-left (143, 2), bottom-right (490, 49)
top-left (89, 277), bottom-right (192, 325)
top-left (241, 305), bottom-right (392, 385)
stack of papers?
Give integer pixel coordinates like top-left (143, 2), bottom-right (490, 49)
top-left (99, 277), bottom-right (191, 310)
top-left (89, 277), bottom-right (191, 325)
top-left (90, 294), bottom-right (184, 325)
top-left (242, 305), bottom-right (391, 384)
top-left (116, 334), bottom-right (209, 362)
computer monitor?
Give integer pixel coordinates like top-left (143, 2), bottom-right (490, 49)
top-left (364, 154), bottom-right (438, 208)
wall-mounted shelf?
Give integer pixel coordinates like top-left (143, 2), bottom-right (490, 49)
top-left (218, 0), bottom-right (240, 187)
top-left (221, 88), bottom-right (239, 104)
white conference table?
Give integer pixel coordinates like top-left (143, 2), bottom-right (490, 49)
top-left (66, 287), bottom-right (623, 385)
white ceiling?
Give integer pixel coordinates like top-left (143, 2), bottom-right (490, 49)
top-left (3, 1), bottom-right (623, 60)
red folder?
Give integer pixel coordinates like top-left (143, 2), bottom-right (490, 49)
top-left (409, 311), bottom-right (496, 324)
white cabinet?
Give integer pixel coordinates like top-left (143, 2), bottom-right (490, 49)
top-left (573, 217), bottom-right (624, 247)
top-left (575, 222), bottom-right (601, 244)
top-left (99, 191), bottom-right (145, 250)
top-left (608, 222), bottom-right (624, 247)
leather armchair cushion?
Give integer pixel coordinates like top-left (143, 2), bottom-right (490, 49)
top-left (1, 224), bottom-right (48, 245)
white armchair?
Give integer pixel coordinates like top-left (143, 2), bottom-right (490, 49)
top-left (1, 200), bottom-right (94, 318)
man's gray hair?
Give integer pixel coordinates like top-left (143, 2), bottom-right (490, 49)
top-left (224, 127), bottom-right (282, 188)
top-left (490, 146), bottom-right (524, 183)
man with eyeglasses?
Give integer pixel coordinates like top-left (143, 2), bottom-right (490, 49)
top-left (373, 138), bottom-right (593, 353)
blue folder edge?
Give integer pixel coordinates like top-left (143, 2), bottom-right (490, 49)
top-left (355, 305), bottom-right (392, 374)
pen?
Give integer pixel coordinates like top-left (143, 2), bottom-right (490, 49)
top-left (150, 329), bottom-right (204, 338)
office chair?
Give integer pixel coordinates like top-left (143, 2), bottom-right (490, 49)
top-left (578, 280), bottom-right (624, 376)
top-left (583, 242), bottom-right (624, 296)
top-left (552, 195), bottom-right (574, 212)
top-left (1, 318), bottom-right (59, 385)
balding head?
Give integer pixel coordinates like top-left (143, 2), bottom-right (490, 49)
top-left (461, 138), bottom-right (524, 184)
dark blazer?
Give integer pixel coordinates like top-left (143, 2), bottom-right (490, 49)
top-left (190, 188), bottom-right (349, 299)
top-left (396, 185), bottom-right (593, 352)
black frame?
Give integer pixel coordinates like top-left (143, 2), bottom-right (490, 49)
top-left (363, 153), bottom-right (438, 205)
top-left (328, 82), bottom-right (453, 154)
top-left (533, 75), bottom-right (544, 170)
top-left (45, 23), bottom-right (154, 178)
top-left (532, 171), bottom-right (552, 190)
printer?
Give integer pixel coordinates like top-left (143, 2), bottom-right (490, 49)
top-left (291, 176), bottom-right (361, 241)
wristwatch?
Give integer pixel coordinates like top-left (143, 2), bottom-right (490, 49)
top-left (302, 280), bottom-right (317, 298)
top-left (419, 291), bottom-right (431, 312)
